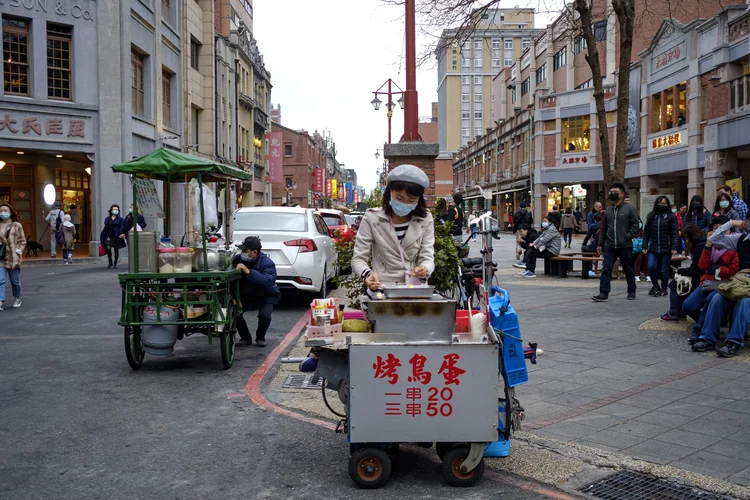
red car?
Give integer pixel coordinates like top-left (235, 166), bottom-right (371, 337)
top-left (316, 209), bottom-right (355, 242)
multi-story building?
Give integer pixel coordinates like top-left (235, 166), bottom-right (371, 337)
top-left (0, 0), bottom-right (184, 254)
top-left (271, 124), bottom-right (331, 208)
top-left (419, 102), bottom-right (453, 197)
top-left (453, 0), bottom-right (743, 224)
top-left (436, 8), bottom-right (545, 160)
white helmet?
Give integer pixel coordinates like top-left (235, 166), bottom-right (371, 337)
top-left (675, 274), bottom-right (693, 297)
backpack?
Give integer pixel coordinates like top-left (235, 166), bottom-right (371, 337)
top-left (55, 210), bottom-right (63, 231)
top-left (55, 225), bottom-right (65, 246)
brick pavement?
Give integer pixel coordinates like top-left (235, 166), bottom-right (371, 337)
top-left (471, 232), bottom-right (750, 487)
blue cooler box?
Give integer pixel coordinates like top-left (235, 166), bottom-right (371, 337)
top-left (489, 287), bottom-right (528, 387)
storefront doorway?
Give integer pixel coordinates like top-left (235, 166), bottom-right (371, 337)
top-left (56, 168), bottom-right (91, 242)
top-left (0, 163), bottom-right (35, 241)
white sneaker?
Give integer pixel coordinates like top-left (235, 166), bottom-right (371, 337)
top-left (64, 260), bottom-right (70, 265)
top-left (635, 276), bottom-right (641, 282)
top-left (0, 301), bottom-right (3, 311)
top-left (646, 276), bottom-right (652, 282)
top-left (517, 270), bottom-right (528, 275)
top-left (524, 271), bottom-right (537, 278)
top-left (588, 271), bottom-right (596, 277)
top-left (12, 298), bottom-right (21, 308)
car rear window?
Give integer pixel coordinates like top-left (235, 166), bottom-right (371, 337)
top-left (234, 212), bottom-right (307, 232)
top-left (322, 215), bottom-right (343, 227)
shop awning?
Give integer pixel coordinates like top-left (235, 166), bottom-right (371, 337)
top-left (112, 148), bottom-right (253, 182)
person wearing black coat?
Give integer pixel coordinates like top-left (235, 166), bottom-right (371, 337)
top-left (512, 224), bottom-right (539, 268)
top-left (232, 236), bottom-right (281, 347)
top-left (661, 224), bottom-right (706, 321)
top-left (512, 203), bottom-right (533, 233)
top-left (642, 195), bottom-right (679, 296)
top-left (119, 204), bottom-right (147, 235)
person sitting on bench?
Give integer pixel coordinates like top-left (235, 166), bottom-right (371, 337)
top-left (512, 224), bottom-right (538, 271)
top-left (520, 217), bottom-right (561, 278)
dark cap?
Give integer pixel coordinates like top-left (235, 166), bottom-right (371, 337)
top-left (237, 236), bottom-right (262, 251)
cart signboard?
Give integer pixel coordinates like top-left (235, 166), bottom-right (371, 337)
top-left (131, 178), bottom-right (165, 218)
top-left (348, 344), bottom-right (498, 443)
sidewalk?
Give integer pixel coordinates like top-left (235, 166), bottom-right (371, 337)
top-left (264, 231), bottom-right (750, 498)
top-left (22, 246), bottom-right (104, 267)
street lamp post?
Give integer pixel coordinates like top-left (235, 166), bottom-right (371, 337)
top-left (371, 79), bottom-right (405, 144)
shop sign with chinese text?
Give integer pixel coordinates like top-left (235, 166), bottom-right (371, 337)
top-left (348, 344), bottom-right (498, 443)
top-left (648, 131), bottom-right (684, 153)
top-left (0, 108), bottom-right (92, 145)
top-left (561, 154), bottom-right (589, 166)
top-left (653, 42), bottom-right (684, 71)
top-left (314, 168), bottom-right (324, 193)
top-left (266, 131), bottom-right (283, 183)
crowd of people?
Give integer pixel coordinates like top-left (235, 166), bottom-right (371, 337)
top-left (508, 182), bottom-right (749, 358)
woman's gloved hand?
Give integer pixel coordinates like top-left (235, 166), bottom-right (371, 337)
top-left (365, 271), bottom-right (382, 291)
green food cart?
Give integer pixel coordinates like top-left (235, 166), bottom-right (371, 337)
top-left (112, 148), bottom-right (252, 370)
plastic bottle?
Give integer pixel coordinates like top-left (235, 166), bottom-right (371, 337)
top-left (470, 312), bottom-right (487, 341)
top-left (159, 236), bottom-right (175, 249)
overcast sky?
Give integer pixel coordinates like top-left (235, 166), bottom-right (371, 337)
top-left (255, 0), bottom-right (561, 192)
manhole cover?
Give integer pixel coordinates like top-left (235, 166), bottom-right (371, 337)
top-left (579, 470), bottom-right (729, 500)
top-left (283, 374), bottom-right (323, 389)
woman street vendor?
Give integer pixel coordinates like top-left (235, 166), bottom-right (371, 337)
top-left (352, 164), bottom-right (435, 293)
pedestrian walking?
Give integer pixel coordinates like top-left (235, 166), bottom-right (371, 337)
top-left (643, 195), bottom-right (679, 297)
top-left (120, 204), bottom-right (147, 237)
top-left (68, 204), bottom-right (81, 242)
top-left (592, 183), bottom-right (641, 302)
top-left (60, 214), bottom-right (76, 264)
top-left (447, 194), bottom-right (465, 245)
top-left (232, 236), bottom-right (280, 347)
top-left (100, 204), bottom-right (125, 269)
top-left (44, 201), bottom-right (64, 258)
top-left (560, 207), bottom-right (578, 248)
top-left (519, 217), bottom-right (561, 278)
top-left (546, 205), bottom-right (562, 230)
top-left (0, 203), bottom-right (26, 311)
top-left (684, 195), bottom-right (711, 233)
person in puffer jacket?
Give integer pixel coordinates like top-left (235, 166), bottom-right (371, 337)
top-left (521, 217), bottom-right (561, 278)
top-left (643, 195), bottom-right (680, 296)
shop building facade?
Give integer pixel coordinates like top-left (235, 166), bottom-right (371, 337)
top-left (452, 0), bottom-right (745, 225)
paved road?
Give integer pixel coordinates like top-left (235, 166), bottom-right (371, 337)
top-left (1, 265), bottom-right (563, 499)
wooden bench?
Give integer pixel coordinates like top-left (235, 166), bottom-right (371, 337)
top-left (544, 253), bottom-right (689, 279)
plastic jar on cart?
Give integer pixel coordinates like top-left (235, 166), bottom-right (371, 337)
top-left (159, 236), bottom-right (175, 249)
top-left (174, 247), bottom-right (193, 273)
top-left (158, 247), bottom-right (176, 273)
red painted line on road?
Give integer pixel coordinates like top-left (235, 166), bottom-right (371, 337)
top-left (244, 311), bottom-right (337, 431)
top-left (226, 393), bottom-right (246, 398)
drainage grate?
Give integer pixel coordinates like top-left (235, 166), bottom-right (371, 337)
top-left (579, 470), bottom-right (730, 500)
top-left (283, 374), bottom-right (323, 390)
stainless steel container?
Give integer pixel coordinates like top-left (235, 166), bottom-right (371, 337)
top-left (127, 231), bottom-right (158, 273)
top-left (382, 285), bottom-right (435, 299)
top-left (366, 298), bottom-right (456, 343)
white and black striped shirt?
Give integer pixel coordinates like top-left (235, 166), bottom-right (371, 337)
top-left (394, 223), bottom-right (409, 242)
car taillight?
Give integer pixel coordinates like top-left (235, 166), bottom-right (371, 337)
top-left (284, 239), bottom-right (318, 253)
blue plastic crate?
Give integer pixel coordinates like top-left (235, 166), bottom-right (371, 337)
top-left (484, 402), bottom-right (510, 457)
top-left (489, 287), bottom-right (529, 387)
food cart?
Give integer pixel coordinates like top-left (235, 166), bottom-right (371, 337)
top-left (305, 283), bottom-right (530, 489)
top-left (112, 148), bottom-right (252, 370)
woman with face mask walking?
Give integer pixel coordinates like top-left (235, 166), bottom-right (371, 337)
top-left (643, 195), bottom-right (680, 297)
top-left (100, 205), bottom-right (126, 269)
top-left (352, 164), bottom-right (435, 294)
top-left (0, 203), bottom-right (26, 311)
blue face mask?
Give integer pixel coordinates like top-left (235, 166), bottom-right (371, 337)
top-left (0, 212), bottom-right (10, 220)
top-left (719, 200), bottom-right (730, 209)
top-left (390, 199), bottom-right (417, 217)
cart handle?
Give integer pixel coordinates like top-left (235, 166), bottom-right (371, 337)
top-left (491, 286), bottom-right (510, 313)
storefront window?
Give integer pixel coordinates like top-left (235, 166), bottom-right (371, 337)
top-left (665, 87), bottom-right (674, 129)
top-left (562, 116), bottom-right (591, 153)
top-left (677, 83), bottom-right (687, 125)
top-left (652, 92), bottom-right (662, 132)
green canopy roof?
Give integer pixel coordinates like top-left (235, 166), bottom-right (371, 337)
top-left (111, 148), bottom-right (253, 182)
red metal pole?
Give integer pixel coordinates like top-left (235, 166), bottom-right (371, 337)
top-left (403, 0), bottom-right (420, 141)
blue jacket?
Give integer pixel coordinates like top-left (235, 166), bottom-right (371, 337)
top-left (100, 215), bottom-right (126, 249)
top-left (232, 252), bottom-right (281, 306)
top-left (643, 211), bottom-right (679, 254)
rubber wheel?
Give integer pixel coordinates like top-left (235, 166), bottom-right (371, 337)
top-left (442, 446), bottom-right (484, 487)
top-left (220, 329), bottom-right (235, 369)
top-left (124, 326), bottom-right (145, 370)
top-left (435, 442), bottom-right (454, 461)
top-left (348, 447), bottom-right (391, 489)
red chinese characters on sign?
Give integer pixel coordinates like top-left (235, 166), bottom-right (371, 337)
top-left (655, 45), bottom-right (681, 70)
top-left (384, 392), bottom-right (402, 416)
top-left (408, 354), bottom-right (432, 385)
top-left (651, 132), bottom-right (682, 150)
top-left (438, 354), bottom-right (466, 386)
top-left (266, 131), bottom-right (283, 184)
top-left (313, 168), bottom-right (324, 193)
top-left (22, 117), bottom-right (41, 135)
top-left (373, 353), bottom-right (402, 384)
top-left (0, 112), bottom-right (88, 140)
top-left (562, 156), bottom-right (588, 165)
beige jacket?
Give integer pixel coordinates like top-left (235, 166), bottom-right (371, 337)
top-left (351, 208), bottom-right (435, 284)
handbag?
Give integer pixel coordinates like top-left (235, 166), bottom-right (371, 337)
top-left (98, 245), bottom-right (107, 257)
top-left (0, 227), bottom-right (10, 261)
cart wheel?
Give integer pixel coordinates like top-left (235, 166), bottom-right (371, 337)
top-left (442, 446), bottom-right (484, 487)
top-left (124, 326), bottom-right (145, 370)
top-left (220, 329), bottom-right (235, 369)
top-left (348, 447), bottom-right (391, 489)
top-left (435, 442), bottom-right (454, 461)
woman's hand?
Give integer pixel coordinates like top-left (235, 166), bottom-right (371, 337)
top-left (412, 266), bottom-right (429, 279)
top-left (365, 272), bottom-right (382, 291)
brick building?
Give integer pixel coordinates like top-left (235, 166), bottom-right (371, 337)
top-left (453, 0), bottom-right (746, 224)
top-left (419, 103), bottom-right (454, 197)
